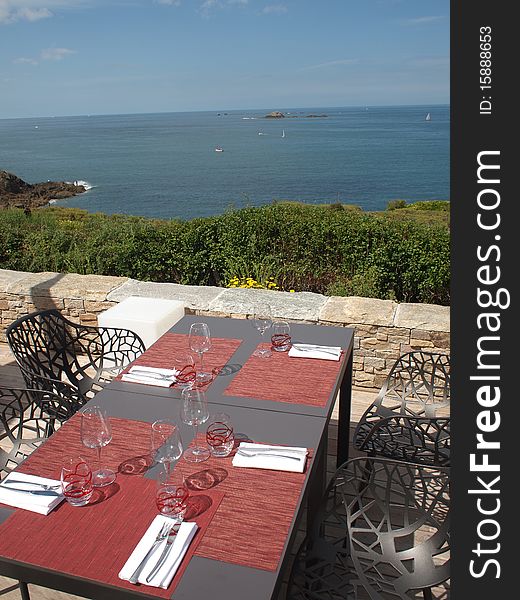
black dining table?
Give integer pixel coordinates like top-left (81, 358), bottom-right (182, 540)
top-left (0, 315), bottom-right (355, 600)
top-left (110, 315), bottom-right (355, 467)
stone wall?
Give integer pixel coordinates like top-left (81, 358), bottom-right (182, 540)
top-left (0, 269), bottom-right (450, 389)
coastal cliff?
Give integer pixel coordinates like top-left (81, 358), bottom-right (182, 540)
top-left (0, 170), bottom-right (86, 210)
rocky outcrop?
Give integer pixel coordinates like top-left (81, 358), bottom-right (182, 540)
top-left (0, 170), bottom-right (86, 210)
top-left (264, 111), bottom-right (285, 118)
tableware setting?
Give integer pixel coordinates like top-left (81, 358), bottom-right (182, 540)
top-left (0, 472), bottom-right (65, 514)
top-left (172, 352), bottom-right (197, 389)
top-left (119, 514), bottom-right (198, 588)
top-left (232, 442), bottom-right (308, 473)
top-left (180, 388), bottom-right (210, 463)
top-left (271, 321), bottom-right (292, 352)
top-left (121, 365), bottom-right (180, 387)
top-left (288, 343), bottom-right (342, 361)
top-left (189, 322), bottom-right (213, 384)
top-left (206, 412), bottom-right (235, 457)
top-left (80, 405), bottom-right (116, 487)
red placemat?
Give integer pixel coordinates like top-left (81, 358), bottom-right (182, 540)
top-left (175, 442), bottom-right (313, 572)
top-left (119, 333), bottom-right (242, 387)
top-left (223, 342), bottom-right (346, 407)
top-left (0, 416), bottom-right (224, 598)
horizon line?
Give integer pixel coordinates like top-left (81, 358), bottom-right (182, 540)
top-left (0, 103), bottom-right (450, 122)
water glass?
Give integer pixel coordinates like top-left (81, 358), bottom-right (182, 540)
top-left (189, 322), bottom-right (212, 384)
top-left (61, 457), bottom-right (94, 507)
top-left (180, 387), bottom-right (210, 462)
top-left (80, 405), bottom-right (116, 488)
top-left (271, 321), bottom-right (291, 352)
top-left (172, 352), bottom-right (196, 389)
top-left (151, 419), bottom-right (183, 472)
top-left (156, 468), bottom-right (189, 521)
top-left (206, 413), bottom-right (235, 457)
top-left (252, 304), bottom-right (272, 358)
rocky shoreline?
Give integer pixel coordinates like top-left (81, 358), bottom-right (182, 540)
top-left (0, 170), bottom-right (86, 210)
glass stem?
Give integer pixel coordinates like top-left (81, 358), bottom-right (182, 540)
top-left (96, 446), bottom-right (102, 471)
top-left (199, 352), bottom-right (205, 374)
top-left (193, 423), bottom-right (199, 453)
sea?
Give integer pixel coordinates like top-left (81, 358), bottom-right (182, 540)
top-left (0, 105), bottom-right (449, 220)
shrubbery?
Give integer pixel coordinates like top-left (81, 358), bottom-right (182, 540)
top-left (0, 203), bottom-right (450, 305)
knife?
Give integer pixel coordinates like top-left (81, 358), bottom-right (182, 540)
top-left (145, 522), bottom-right (182, 583)
top-left (1, 485), bottom-right (61, 497)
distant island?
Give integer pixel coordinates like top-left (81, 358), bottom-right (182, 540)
top-left (0, 170), bottom-right (86, 210)
top-left (264, 111), bottom-right (328, 118)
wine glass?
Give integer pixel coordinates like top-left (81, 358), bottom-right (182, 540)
top-left (180, 388), bottom-right (210, 463)
top-left (172, 352), bottom-right (196, 390)
top-left (151, 419), bottom-right (183, 475)
top-left (80, 405), bottom-right (116, 487)
top-left (189, 322), bottom-right (212, 384)
top-left (252, 304), bottom-right (272, 358)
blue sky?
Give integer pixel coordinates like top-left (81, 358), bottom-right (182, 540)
top-left (0, 0), bottom-right (449, 118)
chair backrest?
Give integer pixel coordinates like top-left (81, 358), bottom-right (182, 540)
top-left (359, 415), bottom-right (451, 467)
top-left (0, 387), bottom-right (58, 477)
top-left (6, 309), bottom-right (145, 398)
top-left (344, 457), bottom-right (450, 596)
top-left (6, 309), bottom-right (86, 388)
top-left (375, 351), bottom-right (450, 418)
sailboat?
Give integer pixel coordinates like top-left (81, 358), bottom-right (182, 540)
top-left (425, 113), bottom-right (431, 121)
top-left (282, 129), bottom-right (285, 138)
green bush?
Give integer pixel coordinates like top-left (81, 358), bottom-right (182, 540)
top-left (0, 204), bottom-right (450, 305)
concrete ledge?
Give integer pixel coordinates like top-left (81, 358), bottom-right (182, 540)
top-left (320, 296), bottom-right (397, 327)
top-left (107, 279), bottom-right (224, 312)
top-left (394, 303), bottom-right (450, 333)
top-left (207, 288), bottom-right (327, 322)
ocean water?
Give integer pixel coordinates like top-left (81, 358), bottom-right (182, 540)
top-left (0, 105), bottom-right (449, 220)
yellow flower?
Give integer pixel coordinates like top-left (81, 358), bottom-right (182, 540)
top-left (289, 289), bottom-right (295, 293)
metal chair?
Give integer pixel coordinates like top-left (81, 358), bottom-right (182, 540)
top-left (0, 386), bottom-right (66, 600)
top-left (6, 309), bottom-right (145, 408)
top-left (287, 457), bottom-right (450, 600)
top-left (354, 352), bottom-right (450, 467)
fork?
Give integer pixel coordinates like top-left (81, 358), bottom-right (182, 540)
top-left (129, 370), bottom-right (176, 380)
top-left (5, 479), bottom-right (61, 491)
top-left (145, 521), bottom-right (182, 583)
top-left (237, 449), bottom-right (302, 461)
top-left (128, 522), bottom-right (173, 584)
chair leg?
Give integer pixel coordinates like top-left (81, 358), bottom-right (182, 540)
top-left (422, 587), bottom-right (433, 600)
top-left (19, 581), bottom-right (31, 600)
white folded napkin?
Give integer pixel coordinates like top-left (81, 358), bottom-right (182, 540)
top-left (288, 343), bottom-right (342, 361)
top-left (0, 472), bottom-right (64, 515)
top-left (232, 442), bottom-right (308, 473)
top-left (119, 516), bottom-right (198, 588)
top-left (121, 366), bottom-right (179, 388)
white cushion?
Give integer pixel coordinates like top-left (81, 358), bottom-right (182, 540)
top-left (98, 296), bottom-right (185, 348)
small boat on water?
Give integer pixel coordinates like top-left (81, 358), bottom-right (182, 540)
top-left (425, 112), bottom-right (431, 121)
top-left (282, 129), bottom-right (285, 138)
top-left (215, 145), bottom-right (224, 152)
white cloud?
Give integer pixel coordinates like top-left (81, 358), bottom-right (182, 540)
top-left (156, 0), bottom-right (182, 5)
top-left (261, 4), bottom-right (287, 14)
top-left (14, 56), bottom-right (39, 65)
top-left (13, 46), bottom-right (76, 66)
top-left (403, 16), bottom-right (445, 25)
top-left (300, 58), bottom-right (359, 71)
top-left (41, 47), bottom-right (76, 60)
top-left (0, 1), bottom-right (81, 24)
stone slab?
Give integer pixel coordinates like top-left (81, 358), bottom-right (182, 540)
top-left (207, 288), bottom-right (327, 322)
top-left (7, 272), bottom-right (126, 302)
top-left (106, 279), bottom-right (224, 312)
top-left (319, 296), bottom-right (397, 327)
top-left (0, 269), bottom-right (29, 292)
top-left (394, 303), bottom-right (450, 333)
